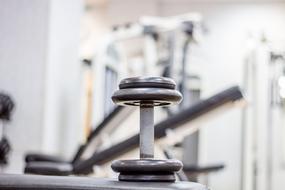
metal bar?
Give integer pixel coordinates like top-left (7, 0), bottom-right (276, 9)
top-left (140, 106), bottom-right (154, 159)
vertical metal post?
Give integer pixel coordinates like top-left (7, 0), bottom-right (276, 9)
top-left (140, 106), bottom-right (154, 159)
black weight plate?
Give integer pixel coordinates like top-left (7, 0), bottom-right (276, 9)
top-left (111, 159), bottom-right (183, 173)
top-left (112, 88), bottom-right (182, 106)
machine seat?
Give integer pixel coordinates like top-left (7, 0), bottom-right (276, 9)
top-left (25, 153), bottom-right (66, 163)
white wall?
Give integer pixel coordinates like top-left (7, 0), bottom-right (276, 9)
top-left (0, 0), bottom-right (83, 173)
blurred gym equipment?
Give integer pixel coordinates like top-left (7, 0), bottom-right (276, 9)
top-left (24, 59), bottom-right (133, 166)
top-left (24, 106), bottom-right (133, 170)
top-left (242, 45), bottom-right (285, 190)
top-left (0, 137), bottom-right (11, 167)
top-left (0, 92), bottom-right (15, 168)
top-left (92, 14), bottom-right (203, 124)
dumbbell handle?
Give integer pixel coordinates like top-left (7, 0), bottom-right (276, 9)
top-left (140, 106), bottom-right (154, 159)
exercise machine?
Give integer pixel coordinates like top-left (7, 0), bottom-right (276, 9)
top-left (92, 14), bottom-right (203, 125)
top-left (25, 106), bottom-right (133, 169)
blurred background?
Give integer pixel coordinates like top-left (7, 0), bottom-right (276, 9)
top-left (1, 0), bottom-right (285, 190)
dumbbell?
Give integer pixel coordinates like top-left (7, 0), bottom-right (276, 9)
top-left (0, 137), bottom-right (11, 165)
top-left (111, 76), bottom-right (183, 182)
top-left (0, 93), bottom-right (14, 121)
